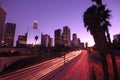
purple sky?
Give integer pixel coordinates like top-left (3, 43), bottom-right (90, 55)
top-left (0, 0), bottom-right (120, 46)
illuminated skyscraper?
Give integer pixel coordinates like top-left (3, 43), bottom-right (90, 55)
top-left (72, 33), bottom-right (79, 47)
top-left (41, 33), bottom-right (53, 47)
top-left (4, 23), bottom-right (16, 47)
top-left (62, 26), bottom-right (71, 47)
top-left (54, 29), bottom-right (62, 47)
top-left (0, 4), bottom-right (7, 46)
top-left (16, 33), bottom-right (28, 47)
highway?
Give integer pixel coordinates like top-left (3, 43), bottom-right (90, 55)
top-left (42, 50), bottom-right (89, 80)
top-left (1, 50), bottom-right (82, 80)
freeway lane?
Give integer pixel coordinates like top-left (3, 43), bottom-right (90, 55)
top-left (1, 50), bottom-right (82, 80)
top-left (44, 50), bottom-right (89, 80)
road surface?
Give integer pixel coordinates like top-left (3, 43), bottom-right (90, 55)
top-left (1, 50), bottom-right (82, 80)
top-left (42, 50), bottom-right (89, 80)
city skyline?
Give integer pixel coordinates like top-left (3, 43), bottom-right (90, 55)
top-left (0, 0), bottom-right (120, 46)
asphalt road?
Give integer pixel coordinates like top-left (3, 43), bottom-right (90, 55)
top-left (44, 50), bottom-right (89, 80)
top-left (1, 50), bottom-right (82, 80)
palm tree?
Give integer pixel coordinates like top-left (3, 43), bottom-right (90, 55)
top-left (83, 0), bottom-right (119, 80)
top-left (92, 0), bottom-right (102, 5)
top-left (92, 0), bottom-right (111, 44)
top-left (35, 35), bottom-right (38, 45)
top-left (83, 4), bottom-right (109, 80)
top-left (92, 1), bottom-right (119, 80)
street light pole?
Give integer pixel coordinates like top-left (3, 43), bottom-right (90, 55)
top-left (64, 52), bottom-right (65, 65)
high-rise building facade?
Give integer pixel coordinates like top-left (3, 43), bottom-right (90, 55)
top-left (4, 23), bottom-right (16, 47)
top-left (72, 33), bottom-right (79, 47)
top-left (49, 37), bottom-right (53, 47)
top-left (62, 26), bottom-right (71, 47)
top-left (16, 33), bottom-right (28, 47)
top-left (0, 4), bottom-right (7, 45)
top-left (41, 33), bottom-right (53, 47)
top-left (113, 34), bottom-right (120, 45)
top-left (73, 33), bottom-right (77, 40)
top-left (54, 29), bottom-right (62, 47)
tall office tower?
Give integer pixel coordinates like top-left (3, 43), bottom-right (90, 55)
top-left (54, 29), bottom-right (62, 47)
top-left (73, 33), bottom-right (77, 40)
top-left (16, 33), bottom-right (28, 47)
top-left (0, 4), bottom-right (7, 46)
top-left (49, 37), bottom-right (53, 47)
top-left (4, 23), bottom-right (16, 47)
top-left (62, 26), bottom-right (71, 47)
top-left (41, 33), bottom-right (52, 47)
top-left (77, 38), bottom-right (81, 45)
top-left (72, 33), bottom-right (79, 46)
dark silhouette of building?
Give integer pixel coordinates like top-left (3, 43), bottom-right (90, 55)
top-left (41, 33), bottom-right (53, 47)
top-left (0, 4), bottom-right (7, 46)
top-left (71, 33), bottom-right (84, 48)
top-left (16, 33), bottom-right (28, 47)
top-left (54, 29), bottom-right (62, 47)
top-left (72, 33), bottom-right (79, 47)
top-left (73, 33), bottom-right (77, 40)
top-left (62, 26), bottom-right (71, 47)
top-left (113, 34), bottom-right (120, 45)
top-left (49, 37), bottom-right (53, 47)
top-left (4, 23), bottom-right (16, 47)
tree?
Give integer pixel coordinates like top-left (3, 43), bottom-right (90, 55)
top-left (35, 35), bottom-right (38, 45)
top-left (91, 1), bottom-right (119, 80)
top-left (83, 0), bottom-right (119, 80)
top-left (83, 4), bottom-right (109, 80)
top-left (92, 0), bottom-right (102, 5)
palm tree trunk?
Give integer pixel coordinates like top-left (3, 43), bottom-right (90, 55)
top-left (111, 53), bottom-right (119, 80)
top-left (93, 32), bottom-right (109, 80)
top-left (106, 29), bottom-right (119, 80)
top-left (106, 28), bottom-right (111, 45)
top-left (100, 32), bottom-right (109, 80)
top-left (100, 53), bottom-right (109, 80)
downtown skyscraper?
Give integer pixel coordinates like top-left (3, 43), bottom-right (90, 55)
top-left (41, 33), bottom-right (53, 47)
top-left (62, 26), bottom-right (71, 47)
top-left (72, 33), bottom-right (79, 47)
top-left (0, 4), bottom-right (7, 46)
top-left (16, 33), bottom-right (28, 47)
top-left (4, 23), bottom-right (16, 47)
top-left (54, 26), bottom-right (71, 47)
top-left (54, 29), bottom-right (62, 47)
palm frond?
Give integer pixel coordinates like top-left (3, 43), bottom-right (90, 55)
top-left (91, 0), bottom-right (102, 5)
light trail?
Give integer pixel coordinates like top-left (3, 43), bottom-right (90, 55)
top-left (1, 50), bottom-right (82, 80)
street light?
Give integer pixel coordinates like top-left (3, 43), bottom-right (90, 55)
top-left (1, 40), bottom-right (4, 47)
top-left (64, 52), bottom-right (65, 65)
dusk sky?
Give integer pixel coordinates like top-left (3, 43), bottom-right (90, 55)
top-left (0, 0), bottom-right (120, 46)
